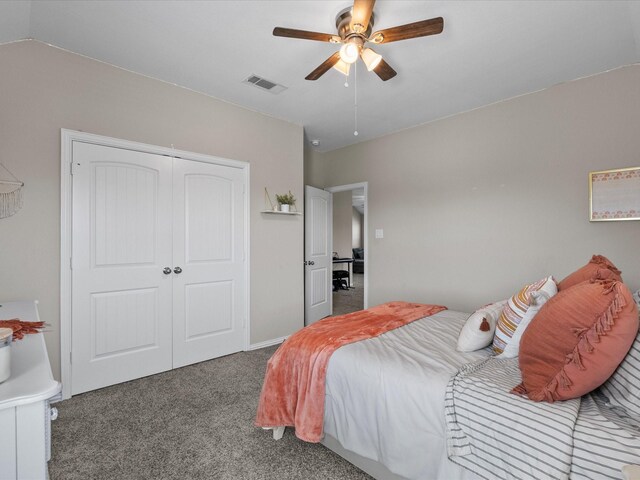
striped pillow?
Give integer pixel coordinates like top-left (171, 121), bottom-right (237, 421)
top-left (599, 331), bottom-right (640, 417)
top-left (492, 276), bottom-right (555, 355)
top-left (497, 285), bottom-right (557, 359)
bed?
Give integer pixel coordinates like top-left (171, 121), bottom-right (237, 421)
top-left (322, 310), bottom-right (484, 480)
top-left (257, 302), bottom-right (640, 480)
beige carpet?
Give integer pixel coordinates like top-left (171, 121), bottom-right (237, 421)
top-left (49, 346), bottom-right (372, 480)
top-left (332, 273), bottom-right (364, 316)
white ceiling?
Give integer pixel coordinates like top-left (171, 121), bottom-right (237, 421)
top-left (1, 1), bottom-right (639, 152)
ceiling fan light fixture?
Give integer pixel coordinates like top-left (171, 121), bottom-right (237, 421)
top-left (333, 59), bottom-right (351, 76)
top-left (370, 32), bottom-right (384, 44)
top-left (339, 42), bottom-right (360, 64)
top-left (361, 48), bottom-right (382, 71)
top-left (273, 5), bottom-right (444, 82)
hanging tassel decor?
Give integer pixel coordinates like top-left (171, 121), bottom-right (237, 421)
top-left (0, 163), bottom-right (24, 219)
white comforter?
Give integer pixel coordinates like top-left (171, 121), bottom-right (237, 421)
top-left (323, 310), bottom-right (488, 480)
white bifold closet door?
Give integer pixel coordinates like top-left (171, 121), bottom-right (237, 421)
top-left (171, 157), bottom-right (245, 368)
top-left (71, 142), bottom-right (245, 395)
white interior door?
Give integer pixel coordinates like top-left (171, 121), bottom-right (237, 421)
top-left (172, 158), bottom-right (246, 368)
top-left (71, 142), bottom-right (173, 395)
top-left (304, 186), bottom-right (332, 325)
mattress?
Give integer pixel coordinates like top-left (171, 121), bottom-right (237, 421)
top-left (323, 309), bottom-right (488, 480)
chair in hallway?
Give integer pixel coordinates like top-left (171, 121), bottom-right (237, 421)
top-left (333, 270), bottom-right (349, 291)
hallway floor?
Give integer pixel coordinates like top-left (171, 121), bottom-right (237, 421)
top-left (332, 273), bottom-right (364, 316)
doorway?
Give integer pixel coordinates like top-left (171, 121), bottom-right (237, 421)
top-left (326, 183), bottom-right (368, 316)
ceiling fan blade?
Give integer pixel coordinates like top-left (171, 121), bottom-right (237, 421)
top-left (273, 27), bottom-right (339, 43)
top-left (373, 58), bottom-right (397, 81)
top-left (351, 0), bottom-right (376, 32)
top-left (305, 52), bottom-right (341, 80)
top-left (371, 17), bottom-right (444, 44)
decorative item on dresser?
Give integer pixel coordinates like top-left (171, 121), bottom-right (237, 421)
top-left (0, 328), bottom-right (11, 383)
top-left (0, 301), bottom-right (61, 480)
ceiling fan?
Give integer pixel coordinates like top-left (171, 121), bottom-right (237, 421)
top-left (273, 0), bottom-right (444, 81)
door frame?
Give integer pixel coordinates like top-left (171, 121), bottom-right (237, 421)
top-left (60, 129), bottom-right (250, 399)
top-left (325, 182), bottom-right (368, 310)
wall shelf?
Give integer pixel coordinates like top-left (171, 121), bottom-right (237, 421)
top-left (262, 188), bottom-right (301, 216)
top-left (260, 210), bottom-right (302, 216)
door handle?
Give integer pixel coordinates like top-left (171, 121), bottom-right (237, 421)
top-left (304, 261), bottom-right (315, 266)
top-left (174, 266), bottom-right (182, 274)
top-left (163, 267), bottom-right (172, 275)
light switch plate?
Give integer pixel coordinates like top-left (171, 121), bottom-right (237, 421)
top-left (375, 229), bottom-right (384, 239)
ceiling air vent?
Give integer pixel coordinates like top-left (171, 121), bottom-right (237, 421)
top-left (243, 74), bottom-right (287, 94)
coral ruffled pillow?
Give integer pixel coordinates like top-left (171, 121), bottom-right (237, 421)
top-left (457, 300), bottom-right (507, 352)
top-left (558, 254), bottom-right (622, 291)
top-left (514, 280), bottom-right (639, 402)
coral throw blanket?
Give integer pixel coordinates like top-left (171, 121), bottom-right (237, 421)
top-left (255, 301), bottom-right (447, 442)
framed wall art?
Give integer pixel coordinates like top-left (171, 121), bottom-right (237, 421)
top-left (589, 166), bottom-right (640, 221)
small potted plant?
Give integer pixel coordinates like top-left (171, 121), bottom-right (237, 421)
top-left (275, 191), bottom-right (296, 213)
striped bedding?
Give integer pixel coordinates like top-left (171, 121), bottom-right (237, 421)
top-left (445, 357), bottom-right (581, 479)
top-left (573, 333), bottom-right (640, 479)
top-left (445, 342), bottom-right (640, 480)
top-left (571, 393), bottom-right (640, 479)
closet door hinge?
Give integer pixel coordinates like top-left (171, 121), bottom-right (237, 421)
top-left (70, 162), bottom-right (79, 175)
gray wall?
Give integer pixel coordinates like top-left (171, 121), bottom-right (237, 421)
top-left (332, 191), bottom-right (353, 261)
top-left (304, 144), bottom-right (326, 188)
top-left (0, 40), bottom-right (304, 379)
top-left (352, 207), bottom-right (363, 249)
top-left (306, 65), bottom-right (640, 313)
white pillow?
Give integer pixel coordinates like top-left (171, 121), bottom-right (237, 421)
top-left (457, 300), bottom-right (507, 352)
top-left (497, 277), bottom-right (557, 359)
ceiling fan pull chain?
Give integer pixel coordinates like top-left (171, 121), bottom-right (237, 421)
top-left (354, 62), bottom-right (358, 136)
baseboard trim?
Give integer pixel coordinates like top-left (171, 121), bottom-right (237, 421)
top-left (248, 336), bottom-right (288, 351)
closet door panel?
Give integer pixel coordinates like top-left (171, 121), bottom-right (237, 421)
top-left (185, 174), bottom-right (233, 262)
top-left (71, 142), bottom-right (173, 395)
top-left (184, 281), bottom-right (233, 339)
top-left (172, 158), bottom-right (246, 368)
